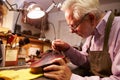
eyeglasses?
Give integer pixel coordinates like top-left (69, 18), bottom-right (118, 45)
top-left (69, 13), bottom-right (89, 30)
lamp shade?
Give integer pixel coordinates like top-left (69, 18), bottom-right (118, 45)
top-left (27, 3), bottom-right (45, 19)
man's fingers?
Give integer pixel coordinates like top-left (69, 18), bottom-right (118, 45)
top-left (52, 58), bottom-right (66, 65)
top-left (44, 64), bottom-right (60, 71)
top-left (44, 71), bottom-right (61, 80)
top-left (44, 58), bottom-right (65, 70)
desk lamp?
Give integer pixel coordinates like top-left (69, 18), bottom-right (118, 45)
top-left (26, 1), bottom-right (61, 40)
top-left (1, 0), bottom-right (61, 40)
top-left (27, 1), bottom-right (61, 19)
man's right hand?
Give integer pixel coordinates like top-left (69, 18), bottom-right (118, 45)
top-left (52, 39), bottom-right (70, 52)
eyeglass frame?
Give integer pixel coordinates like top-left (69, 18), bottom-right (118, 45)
top-left (69, 13), bottom-right (89, 30)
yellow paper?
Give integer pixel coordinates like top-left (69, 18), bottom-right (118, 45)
top-left (0, 68), bottom-right (43, 80)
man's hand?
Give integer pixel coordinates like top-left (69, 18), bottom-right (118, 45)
top-left (52, 39), bottom-right (70, 52)
top-left (43, 58), bottom-right (72, 80)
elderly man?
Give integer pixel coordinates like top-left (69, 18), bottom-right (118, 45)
top-left (44, 0), bottom-right (120, 80)
top-left (43, 0), bottom-right (120, 80)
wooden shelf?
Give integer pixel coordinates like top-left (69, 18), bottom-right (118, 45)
top-left (18, 36), bottom-right (51, 53)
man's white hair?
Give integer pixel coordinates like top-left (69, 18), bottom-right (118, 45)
top-left (61, 0), bottom-right (101, 20)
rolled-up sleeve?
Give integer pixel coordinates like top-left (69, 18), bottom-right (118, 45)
top-left (64, 46), bottom-right (88, 66)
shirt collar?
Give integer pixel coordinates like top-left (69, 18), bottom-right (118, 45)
top-left (95, 11), bottom-right (112, 36)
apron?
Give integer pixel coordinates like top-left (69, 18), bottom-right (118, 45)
top-left (88, 13), bottom-right (114, 77)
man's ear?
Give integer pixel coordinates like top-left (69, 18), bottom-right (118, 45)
top-left (88, 13), bottom-right (95, 24)
top-left (88, 13), bottom-right (95, 20)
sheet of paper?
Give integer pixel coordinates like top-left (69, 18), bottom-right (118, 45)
top-left (5, 49), bottom-right (18, 61)
top-left (28, 47), bottom-right (40, 56)
top-left (0, 68), bottom-right (43, 80)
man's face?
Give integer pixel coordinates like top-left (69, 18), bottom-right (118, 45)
top-left (65, 9), bottom-right (95, 38)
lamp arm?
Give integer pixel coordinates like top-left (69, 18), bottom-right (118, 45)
top-left (15, 12), bottom-right (21, 25)
top-left (45, 1), bottom-right (62, 13)
top-left (4, 0), bottom-right (15, 11)
top-left (2, 0), bottom-right (23, 12)
top-left (14, 12), bottom-right (21, 34)
top-left (45, 2), bottom-right (56, 13)
top-left (11, 4), bottom-right (18, 8)
top-left (49, 22), bottom-right (56, 40)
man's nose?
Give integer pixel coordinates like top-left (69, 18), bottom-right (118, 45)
top-left (69, 28), bottom-right (76, 33)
